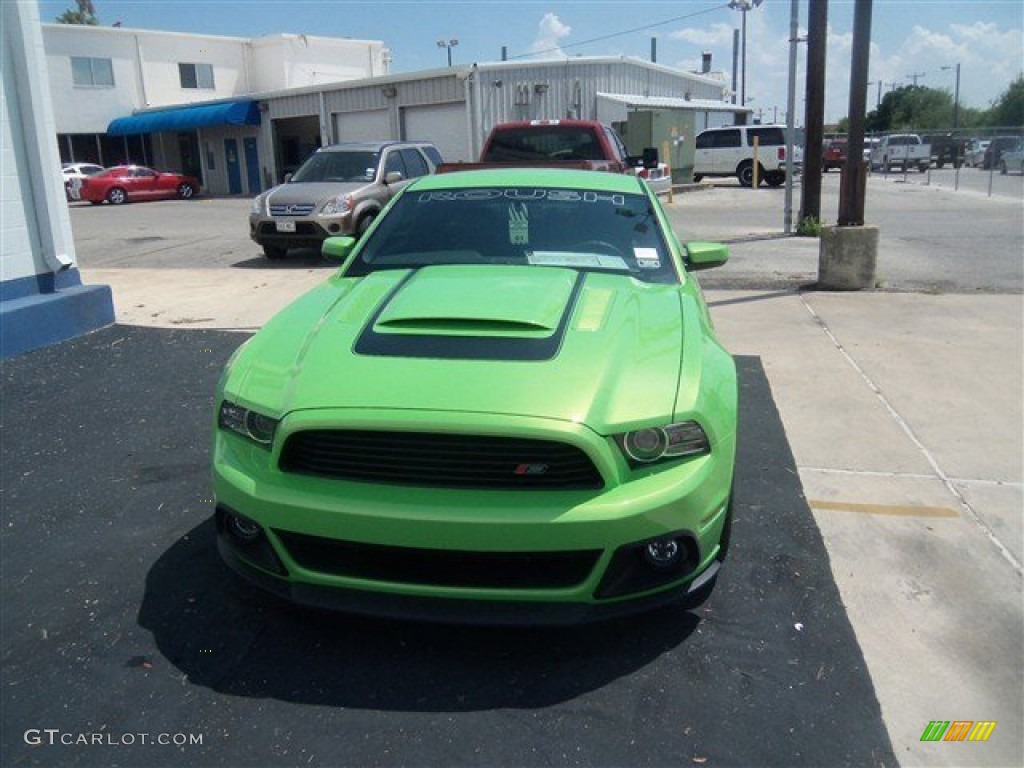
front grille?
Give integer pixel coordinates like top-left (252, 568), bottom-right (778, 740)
top-left (279, 430), bottom-right (604, 490)
top-left (274, 530), bottom-right (601, 589)
top-left (269, 204), bottom-right (315, 216)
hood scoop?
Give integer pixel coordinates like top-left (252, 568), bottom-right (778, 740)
top-left (374, 265), bottom-right (578, 338)
top-left (355, 265), bottom-right (584, 361)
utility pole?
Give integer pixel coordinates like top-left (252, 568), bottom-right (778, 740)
top-left (800, 0), bottom-right (828, 227)
top-left (839, 0), bottom-right (872, 226)
top-left (907, 71), bottom-right (925, 87)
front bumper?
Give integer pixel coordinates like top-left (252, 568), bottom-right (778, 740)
top-left (213, 409), bottom-right (734, 624)
top-left (249, 212), bottom-right (355, 250)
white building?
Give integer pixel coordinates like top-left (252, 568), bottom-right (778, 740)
top-left (44, 22), bottom-right (389, 194)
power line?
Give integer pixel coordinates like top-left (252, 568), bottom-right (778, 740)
top-left (506, 3), bottom-right (731, 61)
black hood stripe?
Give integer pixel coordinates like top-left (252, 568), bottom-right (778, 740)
top-left (354, 271), bottom-right (586, 361)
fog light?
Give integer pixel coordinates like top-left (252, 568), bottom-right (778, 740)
top-left (226, 513), bottom-right (261, 542)
top-left (644, 538), bottom-right (681, 570)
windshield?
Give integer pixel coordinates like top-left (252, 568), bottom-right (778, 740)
top-left (291, 150), bottom-right (380, 183)
top-left (345, 186), bottom-right (679, 284)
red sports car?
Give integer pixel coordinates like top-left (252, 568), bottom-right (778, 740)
top-left (78, 165), bottom-right (199, 205)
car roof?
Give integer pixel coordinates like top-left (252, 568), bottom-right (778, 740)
top-left (319, 141), bottom-right (433, 152)
top-left (409, 167), bottom-right (646, 194)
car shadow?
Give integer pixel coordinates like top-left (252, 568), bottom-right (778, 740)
top-left (137, 517), bottom-right (701, 710)
top-left (233, 247), bottom-right (337, 270)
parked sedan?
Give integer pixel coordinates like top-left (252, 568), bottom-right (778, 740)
top-left (981, 136), bottom-right (1020, 170)
top-left (963, 139), bottom-right (990, 168)
top-left (61, 162), bottom-right (105, 200)
top-left (78, 165), bottom-right (199, 205)
top-left (1000, 141), bottom-right (1024, 174)
top-left (214, 168), bottom-right (737, 624)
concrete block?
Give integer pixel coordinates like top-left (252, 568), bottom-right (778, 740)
top-left (818, 224), bottom-right (879, 290)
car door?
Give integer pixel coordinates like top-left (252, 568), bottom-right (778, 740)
top-left (130, 168), bottom-right (161, 199)
top-left (714, 129), bottom-right (742, 174)
top-left (694, 130), bottom-right (714, 174)
top-left (381, 149), bottom-right (414, 200)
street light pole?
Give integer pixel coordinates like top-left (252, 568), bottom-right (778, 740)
top-left (437, 38), bottom-right (458, 67)
top-left (728, 0), bottom-right (764, 108)
top-left (942, 63), bottom-right (961, 130)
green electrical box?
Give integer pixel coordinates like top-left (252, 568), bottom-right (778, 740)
top-left (617, 109), bottom-right (697, 184)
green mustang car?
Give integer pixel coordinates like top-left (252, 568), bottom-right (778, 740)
top-left (213, 167), bottom-right (737, 624)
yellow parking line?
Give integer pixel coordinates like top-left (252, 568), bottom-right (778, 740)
top-left (809, 500), bottom-right (960, 518)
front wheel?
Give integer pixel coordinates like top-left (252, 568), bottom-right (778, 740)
top-left (177, 183), bottom-right (195, 199)
top-left (737, 162), bottom-right (761, 188)
top-left (106, 187), bottom-right (127, 205)
top-left (356, 213), bottom-right (376, 237)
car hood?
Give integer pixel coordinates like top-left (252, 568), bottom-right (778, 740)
top-left (232, 265), bottom-right (687, 432)
top-left (266, 181), bottom-right (369, 207)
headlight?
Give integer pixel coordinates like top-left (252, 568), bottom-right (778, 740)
top-left (250, 195), bottom-right (264, 215)
top-left (617, 421), bottom-right (710, 466)
top-left (320, 194), bottom-right (352, 216)
top-left (218, 400), bottom-right (279, 448)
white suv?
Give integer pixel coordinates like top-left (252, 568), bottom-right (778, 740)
top-left (693, 125), bottom-right (802, 187)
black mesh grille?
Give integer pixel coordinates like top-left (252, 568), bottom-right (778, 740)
top-left (274, 530), bottom-right (601, 589)
top-left (278, 430), bottom-right (604, 490)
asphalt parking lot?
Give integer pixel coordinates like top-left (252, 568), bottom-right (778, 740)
top-left (3, 171), bottom-right (1022, 767)
top-left (1, 328), bottom-right (895, 767)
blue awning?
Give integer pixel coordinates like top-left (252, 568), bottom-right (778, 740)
top-left (107, 100), bottom-right (260, 135)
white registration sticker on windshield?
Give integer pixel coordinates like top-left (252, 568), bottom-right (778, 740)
top-left (634, 247), bottom-right (661, 269)
top-left (527, 251), bottom-right (630, 271)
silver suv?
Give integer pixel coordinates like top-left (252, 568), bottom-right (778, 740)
top-left (250, 141), bottom-right (443, 259)
top-left (693, 125), bottom-right (802, 187)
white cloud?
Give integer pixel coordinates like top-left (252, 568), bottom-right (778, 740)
top-left (670, 23), bottom-right (735, 48)
top-left (530, 13), bottom-right (571, 59)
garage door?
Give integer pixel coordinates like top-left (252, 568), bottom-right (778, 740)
top-left (402, 103), bottom-right (470, 162)
top-left (333, 109), bottom-right (391, 142)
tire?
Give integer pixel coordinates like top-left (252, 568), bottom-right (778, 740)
top-left (765, 171), bottom-right (785, 187)
top-left (177, 183), bottom-right (195, 199)
top-left (262, 245), bottom-right (287, 260)
top-left (918, 163), bottom-right (928, 173)
top-left (356, 212), bottom-right (376, 237)
top-left (736, 161), bottom-right (758, 188)
top-left (692, 174), bottom-right (704, 183)
top-left (106, 187), bottom-right (127, 205)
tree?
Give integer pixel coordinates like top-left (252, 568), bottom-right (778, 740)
top-left (864, 86), bottom-right (956, 132)
top-left (56, 0), bottom-right (98, 25)
top-left (989, 75), bottom-right (1024, 128)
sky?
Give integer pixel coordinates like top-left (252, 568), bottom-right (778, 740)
top-left (37, 0), bottom-right (1024, 124)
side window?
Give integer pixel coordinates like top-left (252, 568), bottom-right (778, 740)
top-left (696, 132), bottom-right (713, 150)
top-left (747, 127), bottom-right (785, 146)
top-left (604, 126), bottom-right (628, 162)
top-left (400, 148), bottom-right (429, 178)
top-left (383, 151), bottom-right (408, 179)
top-left (715, 130), bottom-right (741, 148)
top-left (421, 145), bottom-right (443, 167)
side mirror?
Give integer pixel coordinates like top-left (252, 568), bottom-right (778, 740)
top-left (384, 171), bottom-right (404, 184)
top-left (685, 241), bottom-right (729, 271)
top-left (322, 235), bottom-right (357, 262)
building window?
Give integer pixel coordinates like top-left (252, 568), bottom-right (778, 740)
top-left (71, 57), bottom-right (114, 87)
top-left (179, 62), bottom-right (214, 90)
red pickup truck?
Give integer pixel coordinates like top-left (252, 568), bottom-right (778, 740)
top-left (438, 120), bottom-right (658, 174)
